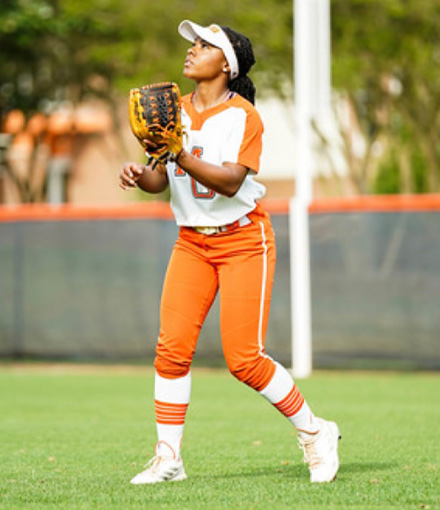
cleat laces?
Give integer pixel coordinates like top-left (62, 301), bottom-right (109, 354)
top-left (299, 436), bottom-right (322, 470)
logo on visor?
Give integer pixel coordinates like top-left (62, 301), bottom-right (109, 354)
top-left (209, 24), bottom-right (221, 33)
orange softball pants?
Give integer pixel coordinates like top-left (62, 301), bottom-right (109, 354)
top-left (154, 203), bottom-right (277, 392)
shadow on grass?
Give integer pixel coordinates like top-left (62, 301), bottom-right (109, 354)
top-left (197, 464), bottom-right (309, 481)
top-left (196, 461), bottom-right (396, 482)
top-left (340, 462), bottom-right (397, 474)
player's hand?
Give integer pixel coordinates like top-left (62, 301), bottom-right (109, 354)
top-left (143, 138), bottom-right (161, 152)
top-left (142, 139), bottom-right (170, 176)
top-left (119, 162), bottom-right (145, 190)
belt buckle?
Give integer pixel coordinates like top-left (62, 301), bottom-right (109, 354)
top-left (194, 226), bottom-right (219, 235)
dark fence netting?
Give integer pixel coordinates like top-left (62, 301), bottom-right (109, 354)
top-left (1, 209), bottom-right (439, 370)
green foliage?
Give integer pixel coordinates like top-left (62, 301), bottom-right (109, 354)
top-left (411, 149), bottom-right (429, 193)
top-left (373, 146), bottom-right (430, 195)
top-left (331, 0), bottom-right (440, 193)
top-left (0, 0), bottom-right (121, 112)
top-left (0, 0), bottom-right (294, 114)
top-left (374, 151), bottom-right (401, 195)
top-left (1, 367), bottom-right (439, 509)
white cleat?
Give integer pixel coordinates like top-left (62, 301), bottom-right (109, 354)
top-left (130, 442), bottom-right (187, 485)
top-left (298, 417), bottom-right (341, 483)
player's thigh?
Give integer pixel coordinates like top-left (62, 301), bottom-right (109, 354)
top-left (219, 221), bottom-right (276, 358)
top-left (160, 238), bottom-right (218, 350)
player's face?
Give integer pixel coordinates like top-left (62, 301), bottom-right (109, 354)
top-left (184, 38), bottom-right (228, 82)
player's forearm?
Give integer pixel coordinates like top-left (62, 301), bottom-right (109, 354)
top-left (176, 150), bottom-right (246, 197)
top-left (136, 164), bottom-right (169, 194)
top-left (120, 161), bottom-right (169, 194)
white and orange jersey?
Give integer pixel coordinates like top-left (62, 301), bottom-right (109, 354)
top-left (166, 92), bottom-right (266, 227)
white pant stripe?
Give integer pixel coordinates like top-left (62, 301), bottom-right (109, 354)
top-left (258, 221), bottom-right (269, 356)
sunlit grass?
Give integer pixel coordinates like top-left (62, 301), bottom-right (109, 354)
top-left (0, 366), bottom-right (439, 509)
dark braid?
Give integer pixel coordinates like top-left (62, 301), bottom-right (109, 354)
top-left (221, 26), bottom-right (256, 104)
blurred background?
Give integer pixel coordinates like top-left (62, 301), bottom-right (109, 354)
top-left (1, 0), bottom-right (439, 371)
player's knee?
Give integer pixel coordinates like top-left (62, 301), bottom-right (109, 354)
top-left (226, 356), bottom-right (274, 392)
top-left (154, 352), bottom-right (190, 379)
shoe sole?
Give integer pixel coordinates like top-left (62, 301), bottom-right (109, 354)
top-left (130, 468), bottom-right (187, 485)
top-left (169, 472), bottom-right (187, 482)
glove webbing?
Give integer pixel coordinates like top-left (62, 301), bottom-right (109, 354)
top-left (142, 86), bottom-right (178, 128)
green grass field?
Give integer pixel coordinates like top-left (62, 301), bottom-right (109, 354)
top-left (0, 365), bottom-right (439, 510)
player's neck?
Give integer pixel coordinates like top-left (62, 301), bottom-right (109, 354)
top-left (192, 84), bottom-right (230, 112)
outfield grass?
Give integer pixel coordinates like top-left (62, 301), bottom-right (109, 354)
top-left (0, 365), bottom-right (439, 510)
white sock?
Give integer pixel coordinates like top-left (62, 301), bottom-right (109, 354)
top-left (259, 362), bottom-right (320, 435)
top-left (154, 371), bottom-right (191, 459)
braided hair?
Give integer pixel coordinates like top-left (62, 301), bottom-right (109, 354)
top-left (221, 26), bottom-right (256, 105)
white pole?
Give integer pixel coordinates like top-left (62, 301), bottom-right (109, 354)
top-left (289, 197), bottom-right (312, 378)
top-left (317, 0), bottom-right (331, 119)
top-left (290, 0), bottom-right (312, 379)
top-left (291, 0), bottom-right (330, 378)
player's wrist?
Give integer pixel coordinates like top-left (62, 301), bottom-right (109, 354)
top-left (175, 149), bottom-right (186, 166)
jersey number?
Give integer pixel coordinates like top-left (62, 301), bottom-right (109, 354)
top-left (175, 147), bottom-right (215, 199)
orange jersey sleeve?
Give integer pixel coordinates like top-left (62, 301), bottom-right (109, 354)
top-left (236, 100), bottom-right (264, 173)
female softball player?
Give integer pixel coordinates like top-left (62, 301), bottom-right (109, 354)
top-left (119, 19), bottom-right (340, 485)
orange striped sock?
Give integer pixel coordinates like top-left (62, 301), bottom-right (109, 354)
top-left (155, 400), bottom-right (189, 425)
top-left (259, 362), bottom-right (319, 433)
top-left (154, 371), bottom-right (191, 458)
top-left (273, 384), bottom-right (305, 417)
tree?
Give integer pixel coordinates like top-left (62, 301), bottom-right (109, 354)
top-left (0, 0), bottom-right (125, 202)
top-left (331, 0), bottom-right (440, 194)
top-left (0, 0), bottom-right (294, 202)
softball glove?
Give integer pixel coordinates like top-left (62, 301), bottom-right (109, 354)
top-left (129, 82), bottom-right (184, 168)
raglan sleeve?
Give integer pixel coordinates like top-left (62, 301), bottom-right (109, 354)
top-left (222, 106), bottom-right (264, 174)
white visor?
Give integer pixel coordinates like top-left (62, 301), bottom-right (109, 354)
top-left (178, 20), bottom-right (239, 80)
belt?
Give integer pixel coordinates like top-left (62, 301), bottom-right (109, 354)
top-left (192, 215), bottom-right (252, 235)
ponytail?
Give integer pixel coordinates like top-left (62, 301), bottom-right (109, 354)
top-left (221, 26), bottom-right (257, 105)
top-left (229, 75), bottom-right (256, 105)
